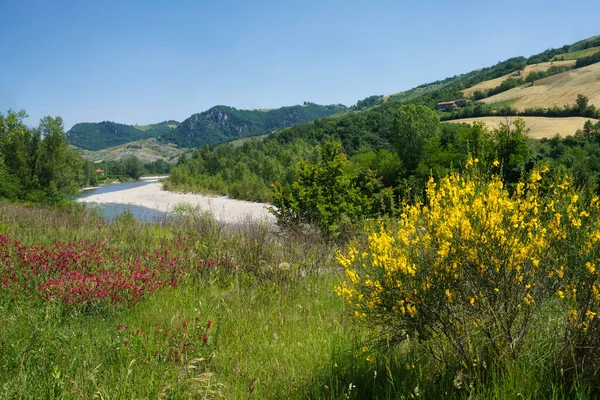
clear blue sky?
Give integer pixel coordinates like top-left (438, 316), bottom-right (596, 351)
top-left (1, 0), bottom-right (598, 130)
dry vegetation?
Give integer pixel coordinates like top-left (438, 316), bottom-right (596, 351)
top-left (446, 116), bottom-right (599, 139)
top-left (481, 62), bottom-right (600, 110)
top-left (461, 60), bottom-right (576, 98)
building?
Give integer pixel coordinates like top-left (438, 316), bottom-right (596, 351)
top-left (95, 169), bottom-right (105, 176)
top-left (436, 101), bottom-right (457, 112)
top-left (436, 99), bottom-right (472, 112)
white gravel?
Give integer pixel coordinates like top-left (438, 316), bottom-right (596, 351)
top-left (77, 180), bottom-right (275, 224)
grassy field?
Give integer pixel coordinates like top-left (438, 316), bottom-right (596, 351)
top-left (0, 203), bottom-right (597, 398)
top-left (554, 47), bottom-right (600, 61)
top-left (461, 60), bottom-right (575, 98)
top-left (445, 116), bottom-right (599, 138)
top-left (481, 62), bottom-right (600, 111)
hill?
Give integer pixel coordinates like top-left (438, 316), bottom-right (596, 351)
top-left (461, 60), bottom-right (576, 98)
top-left (73, 138), bottom-right (184, 163)
top-left (480, 62), bottom-right (600, 110)
top-left (161, 103), bottom-right (347, 148)
top-left (67, 120), bottom-right (179, 151)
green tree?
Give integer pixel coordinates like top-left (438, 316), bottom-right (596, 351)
top-left (492, 118), bottom-right (531, 183)
top-left (391, 104), bottom-right (439, 172)
top-left (38, 116), bottom-right (82, 201)
top-left (124, 155), bottom-right (142, 180)
top-left (270, 142), bottom-right (394, 238)
top-left (526, 71), bottom-right (538, 86)
top-left (576, 94), bottom-right (589, 114)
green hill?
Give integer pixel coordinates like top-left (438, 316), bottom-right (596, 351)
top-left (67, 120), bottom-right (179, 151)
top-left (161, 103), bottom-right (347, 148)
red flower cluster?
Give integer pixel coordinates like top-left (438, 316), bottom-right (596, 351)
top-left (0, 234), bottom-right (239, 310)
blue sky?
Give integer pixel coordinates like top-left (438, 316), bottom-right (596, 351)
top-left (0, 0), bottom-right (599, 130)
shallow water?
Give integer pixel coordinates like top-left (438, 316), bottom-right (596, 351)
top-left (76, 179), bottom-right (170, 222)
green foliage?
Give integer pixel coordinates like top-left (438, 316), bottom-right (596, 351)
top-left (67, 120), bottom-right (179, 151)
top-left (161, 103), bottom-right (347, 148)
top-left (575, 49), bottom-right (600, 68)
top-left (270, 142), bottom-right (395, 238)
top-left (0, 111), bottom-right (86, 203)
top-left (392, 104), bottom-right (439, 171)
top-left (354, 95), bottom-right (383, 110)
top-left (123, 155), bottom-right (142, 180)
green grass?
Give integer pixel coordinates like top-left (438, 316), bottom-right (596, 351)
top-left (554, 47), bottom-right (600, 61)
top-left (0, 203), bottom-right (596, 398)
top-left (488, 98), bottom-right (520, 109)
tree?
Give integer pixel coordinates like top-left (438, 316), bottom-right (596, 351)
top-left (38, 116), bottom-right (82, 201)
top-left (576, 94), bottom-right (589, 114)
top-left (526, 72), bottom-right (538, 86)
top-left (492, 118), bottom-right (531, 183)
top-left (270, 141), bottom-right (394, 238)
top-left (124, 155), bottom-right (142, 180)
top-left (391, 104), bottom-right (439, 172)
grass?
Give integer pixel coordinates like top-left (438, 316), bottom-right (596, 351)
top-left (554, 47), bottom-right (600, 61)
top-left (0, 203), bottom-right (596, 398)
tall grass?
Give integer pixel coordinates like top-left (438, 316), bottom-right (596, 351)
top-left (0, 203), bottom-right (594, 398)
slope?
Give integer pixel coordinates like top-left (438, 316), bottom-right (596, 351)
top-left (67, 120), bottom-right (179, 151)
top-left (481, 62), bottom-right (600, 110)
top-left (161, 103), bottom-right (347, 148)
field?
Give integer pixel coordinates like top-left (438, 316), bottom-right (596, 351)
top-left (446, 116), bottom-right (599, 138)
top-left (481, 62), bottom-right (600, 110)
top-left (461, 60), bottom-right (575, 98)
top-left (1, 176), bottom-right (600, 398)
top-left (75, 137), bottom-right (185, 163)
top-left (554, 47), bottom-right (600, 61)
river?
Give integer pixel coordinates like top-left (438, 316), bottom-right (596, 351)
top-left (76, 178), bottom-right (170, 222)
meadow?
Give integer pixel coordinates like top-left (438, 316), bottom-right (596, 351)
top-left (0, 182), bottom-right (599, 399)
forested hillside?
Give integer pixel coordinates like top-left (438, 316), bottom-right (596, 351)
top-left (161, 103), bottom-right (347, 148)
top-left (167, 34), bottom-right (600, 217)
top-left (67, 121), bottom-right (179, 151)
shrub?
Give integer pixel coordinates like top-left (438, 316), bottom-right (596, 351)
top-left (337, 160), bottom-right (589, 372)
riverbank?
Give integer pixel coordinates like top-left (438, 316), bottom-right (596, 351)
top-left (76, 181), bottom-right (274, 223)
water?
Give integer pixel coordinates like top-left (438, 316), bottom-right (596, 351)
top-left (76, 178), bottom-right (171, 223)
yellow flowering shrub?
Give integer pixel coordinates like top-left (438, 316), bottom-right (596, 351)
top-left (337, 160), bottom-right (600, 371)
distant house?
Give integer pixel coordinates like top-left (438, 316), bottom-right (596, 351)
top-left (95, 169), bottom-right (105, 176)
top-left (437, 101), bottom-right (456, 112)
top-left (436, 99), bottom-right (471, 112)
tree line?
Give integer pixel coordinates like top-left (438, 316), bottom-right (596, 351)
top-left (0, 110), bottom-right (173, 204)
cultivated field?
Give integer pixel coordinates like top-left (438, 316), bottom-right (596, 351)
top-left (481, 62), bottom-right (600, 110)
top-left (446, 116), bottom-right (599, 139)
top-left (75, 137), bottom-right (184, 163)
top-left (461, 60), bottom-right (576, 98)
